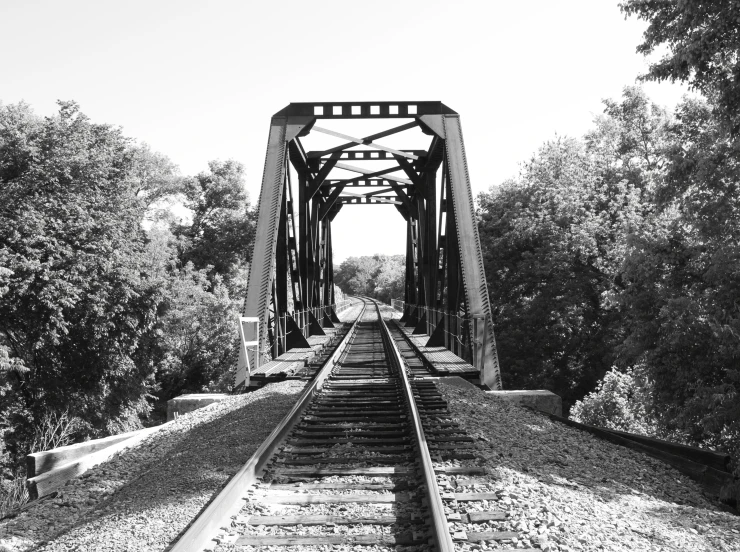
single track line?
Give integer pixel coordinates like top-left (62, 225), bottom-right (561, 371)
top-left (170, 298), bottom-right (524, 552)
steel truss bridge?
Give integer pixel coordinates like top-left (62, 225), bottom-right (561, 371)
top-left (236, 102), bottom-right (501, 390)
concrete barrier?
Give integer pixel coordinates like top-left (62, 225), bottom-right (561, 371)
top-left (485, 389), bottom-right (563, 416)
top-left (166, 393), bottom-right (229, 421)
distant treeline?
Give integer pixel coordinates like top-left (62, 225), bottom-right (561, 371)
top-left (333, 255), bottom-right (404, 305)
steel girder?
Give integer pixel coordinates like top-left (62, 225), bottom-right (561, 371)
top-left (235, 103), bottom-right (501, 390)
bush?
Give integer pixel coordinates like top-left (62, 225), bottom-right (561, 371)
top-left (570, 366), bottom-right (656, 435)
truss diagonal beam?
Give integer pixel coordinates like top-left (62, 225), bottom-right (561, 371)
top-left (312, 126), bottom-right (418, 160)
top-left (393, 154), bottom-right (422, 187)
top-left (321, 166), bottom-right (406, 188)
top-left (332, 162), bottom-right (414, 185)
top-left (307, 152), bottom-right (341, 200)
top-left (319, 183), bottom-right (348, 220)
top-left (362, 187), bottom-right (399, 197)
top-left (388, 181), bottom-right (417, 218)
top-left (307, 121), bottom-right (418, 158)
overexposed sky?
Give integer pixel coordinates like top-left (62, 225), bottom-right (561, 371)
top-left (1, 0), bottom-right (686, 262)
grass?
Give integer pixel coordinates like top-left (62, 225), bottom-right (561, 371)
top-left (0, 478), bottom-right (29, 519)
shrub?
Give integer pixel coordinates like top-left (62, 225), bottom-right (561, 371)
top-left (570, 366), bottom-right (656, 435)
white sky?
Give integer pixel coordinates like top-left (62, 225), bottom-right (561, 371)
top-left (1, 0), bottom-right (686, 263)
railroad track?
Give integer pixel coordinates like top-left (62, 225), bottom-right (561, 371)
top-left (172, 299), bottom-right (530, 552)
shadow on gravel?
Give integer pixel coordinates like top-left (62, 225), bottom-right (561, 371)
top-left (438, 382), bottom-right (725, 513)
top-left (509, 417), bottom-right (716, 509)
top-left (32, 383), bottom-right (304, 552)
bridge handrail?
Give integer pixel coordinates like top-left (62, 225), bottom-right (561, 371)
top-left (395, 301), bottom-right (489, 367)
top-left (266, 301), bottom-right (354, 358)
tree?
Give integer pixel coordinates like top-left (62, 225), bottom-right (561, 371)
top-left (373, 256), bottom-right (405, 304)
top-left (477, 88), bottom-right (667, 408)
top-left (0, 101), bottom-right (257, 481)
top-left (153, 261), bottom-right (240, 399)
top-left (0, 101), bottom-right (164, 467)
top-left (620, 1), bottom-right (740, 134)
top-left (128, 144), bottom-right (187, 221)
top-left (585, 86), bottom-right (670, 189)
top-left (176, 160), bottom-right (255, 288)
top-left (618, 95), bottom-right (740, 456)
top-left (479, 138), bottom-right (619, 404)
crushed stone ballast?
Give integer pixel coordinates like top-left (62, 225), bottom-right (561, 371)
top-left (4, 301), bottom-right (738, 551)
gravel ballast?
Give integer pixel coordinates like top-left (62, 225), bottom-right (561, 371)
top-left (0, 380), bottom-right (307, 552)
top-left (436, 380), bottom-right (740, 551)
top-left (6, 296), bottom-right (736, 552)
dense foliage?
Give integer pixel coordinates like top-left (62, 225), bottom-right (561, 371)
top-left (620, 1), bottom-right (740, 135)
top-left (478, 87), bottom-right (664, 407)
top-left (618, 96), bottom-right (740, 453)
top-left (0, 102), bottom-right (161, 467)
top-left (334, 255), bottom-right (405, 304)
top-left (0, 102), bottom-right (253, 479)
top-left (570, 367), bottom-right (654, 435)
top-left (479, 86), bottom-right (740, 458)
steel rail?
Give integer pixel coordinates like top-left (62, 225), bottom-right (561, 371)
top-left (169, 298), bottom-right (367, 552)
top-left (373, 300), bottom-right (455, 552)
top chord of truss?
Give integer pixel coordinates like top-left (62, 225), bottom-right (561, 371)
top-left (274, 101), bottom-right (457, 119)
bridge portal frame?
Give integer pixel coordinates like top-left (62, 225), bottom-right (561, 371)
top-left (235, 102), bottom-right (501, 390)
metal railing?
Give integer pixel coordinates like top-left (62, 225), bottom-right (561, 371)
top-left (335, 299), bottom-right (352, 313)
top-left (394, 301), bottom-right (488, 370)
top-left (269, 301), bottom-right (353, 360)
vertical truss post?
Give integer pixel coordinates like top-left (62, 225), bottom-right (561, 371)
top-left (320, 218), bottom-right (335, 328)
top-left (404, 218), bottom-right (418, 327)
top-left (312, 197), bottom-right (322, 311)
top-left (412, 192), bottom-right (428, 335)
top-left (275, 184), bottom-right (289, 356)
top-left (298, 171), bottom-right (309, 313)
top-left (445, 174), bottom-right (463, 357)
top-left (424, 169), bottom-right (437, 335)
top-left (325, 220), bottom-right (341, 323)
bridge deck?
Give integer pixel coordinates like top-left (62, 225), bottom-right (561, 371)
top-left (249, 328), bottom-right (343, 384)
top-left (393, 322), bottom-right (479, 379)
top-left (249, 323), bottom-right (362, 387)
